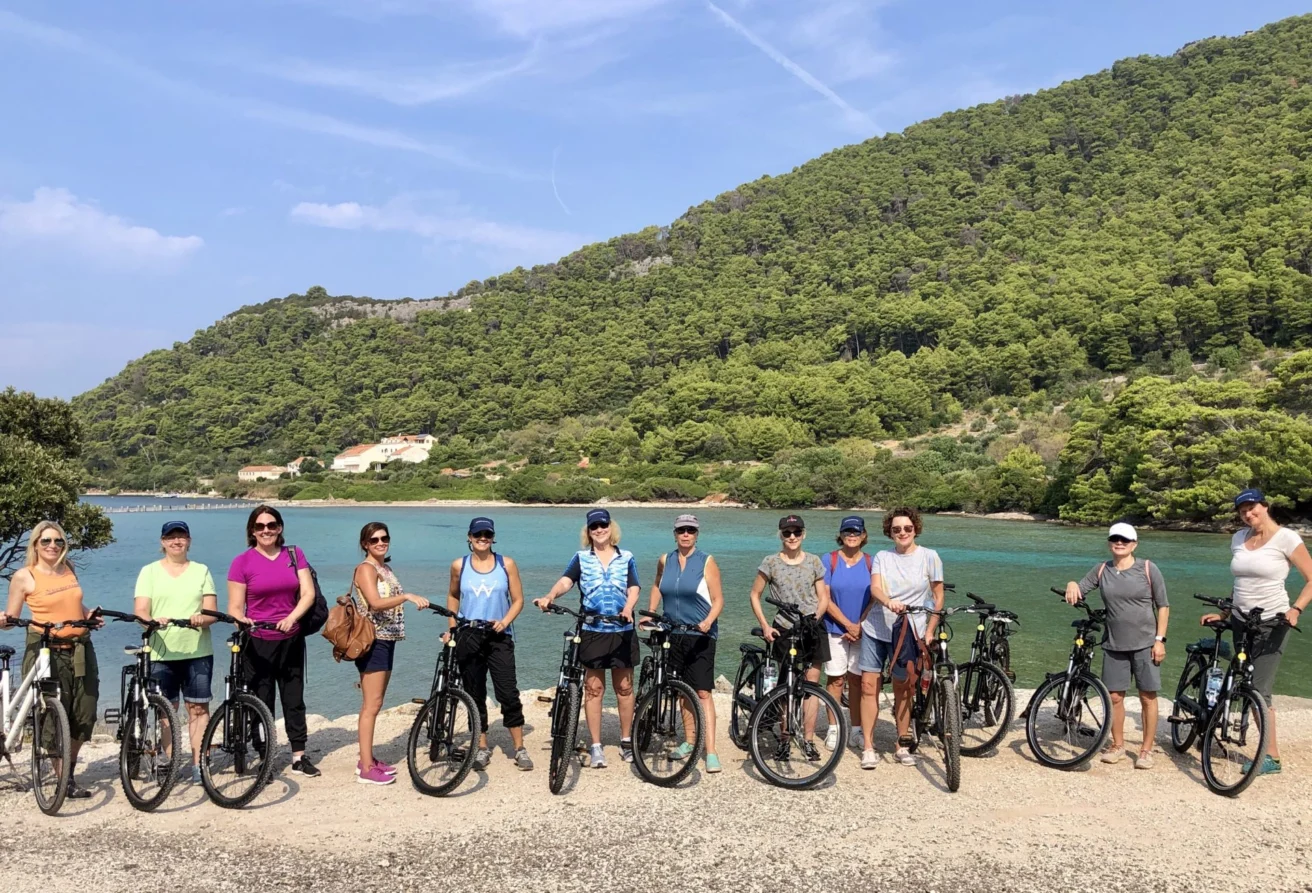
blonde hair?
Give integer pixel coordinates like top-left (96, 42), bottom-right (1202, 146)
top-left (26, 521), bottom-right (73, 571)
top-left (579, 520), bottom-right (623, 549)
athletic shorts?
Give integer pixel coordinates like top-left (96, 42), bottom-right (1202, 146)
top-left (770, 619), bottom-right (830, 668)
top-left (858, 635), bottom-right (895, 675)
top-left (1102, 647), bottom-right (1160, 693)
top-left (151, 655), bottom-right (214, 704)
top-left (667, 634), bottom-right (716, 692)
top-left (354, 638), bottom-right (397, 674)
top-left (579, 630), bottom-right (639, 670)
top-left (825, 634), bottom-right (862, 677)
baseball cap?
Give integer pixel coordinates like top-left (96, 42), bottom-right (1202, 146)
top-left (468, 517), bottom-right (495, 535)
top-left (778, 514), bottom-right (805, 531)
top-left (674, 514), bottom-right (700, 530)
top-left (839, 515), bottom-right (865, 533)
top-left (1234, 488), bottom-right (1265, 509)
top-left (1107, 522), bottom-right (1138, 542)
top-left (161, 520), bottom-right (190, 537)
top-left (586, 508), bottom-right (612, 526)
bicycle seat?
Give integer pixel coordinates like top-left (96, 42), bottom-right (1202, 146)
top-left (739, 642), bottom-right (765, 655)
top-left (1204, 619), bottom-right (1228, 631)
top-left (0, 645), bottom-right (13, 660)
top-left (1186, 638), bottom-right (1232, 658)
top-left (972, 604), bottom-right (997, 613)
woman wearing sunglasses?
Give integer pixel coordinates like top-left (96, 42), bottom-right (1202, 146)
top-left (444, 517), bottom-right (531, 773)
top-left (1, 521), bottom-right (101, 799)
top-left (1064, 522), bottom-right (1169, 769)
top-left (351, 522), bottom-right (430, 785)
top-left (226, 505), bottom-right (321, 778)
top-left (534, 508), bottom-right (640, 769)
top-left (748, 514), bottom-right (831, 761)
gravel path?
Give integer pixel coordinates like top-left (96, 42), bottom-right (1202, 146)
top-left (2, 691), bottom-right (1311, 892)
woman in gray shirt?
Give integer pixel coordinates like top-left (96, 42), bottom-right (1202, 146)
top-left (1064, 522), bottom-right (1169, 770)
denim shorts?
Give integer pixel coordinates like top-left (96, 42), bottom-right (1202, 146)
top-left (151, 655), bottom-right (214, 704)
top-left (355, 638), bottom-right (397, 674)
top-left (858, 635), bottom-right (895, 675)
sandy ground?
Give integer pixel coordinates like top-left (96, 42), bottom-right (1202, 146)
top-left (1, 690), bottom-right (1310, 893)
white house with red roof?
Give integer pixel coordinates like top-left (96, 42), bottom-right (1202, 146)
top-left (332, 435), bottom-right (434, 473)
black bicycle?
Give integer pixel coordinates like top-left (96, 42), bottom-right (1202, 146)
top-left (1023, 591), bottom-right (1111, 769)
top-left (746, 598), bottom-right (846, 789)
top-left (728, 624), bottom-right (778, 752)
top-left (955, 593), bottom-right (1018, 756)
top-left (1168, 594), bottom-right (1297, 796)
top-left (197, 610), bottom-right (278, 809)
top-left (632, 610), bottom-right (704, 787)
top-left (406, 605), bottom-right (480, 797)
top-left (897, 605), bottom-right (963, 792)
top-left (98, 609), bottom-right (188, 811)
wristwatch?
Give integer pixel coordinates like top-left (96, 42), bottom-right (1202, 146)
top-left (1154, 635), bottom-right (1167, 643)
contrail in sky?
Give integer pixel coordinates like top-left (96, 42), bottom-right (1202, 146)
top-left (551, 145), bottom-right (572, 216)
top-left (705, 1), bottom-right (876, 133)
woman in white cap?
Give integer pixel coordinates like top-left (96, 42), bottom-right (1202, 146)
top-left (647, 514), bottom-right (724, 773)
top-left (1064, 522), bottom-right (1169, 768)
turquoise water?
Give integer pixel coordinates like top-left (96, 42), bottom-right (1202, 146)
top-left (20, 498), bottom-right (1308, 718)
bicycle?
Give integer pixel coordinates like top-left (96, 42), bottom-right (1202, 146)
top-left (955, 592), bottom-right (1018, 756)
top-left (895, 605), bottom-right (963, 792)
top-left (1167, 594), bottom-right (1298, 796)
top-left (542, 604), bottom-right (627, 794)
top-left (1022, 590), bottom-right (1111, 769)
top-left (0, 618), bottom-right (92, 815)
top-left (631, 610), bottom-right (705, 786)
top-left (746, 598), bottom-right (847, 789)
top-left (98, 609), bottom-right (188, 812)
top-left (405, 605), bottom-right (480, 797)
top-left (197, 610), bottom-right (278, 809)
top-left (728, 624), bottom-right (778, 752)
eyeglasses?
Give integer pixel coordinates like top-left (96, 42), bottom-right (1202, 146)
top-left (252, 522), bottom-right (282, 533)
top-left (470, 532), bottom-right (494, 541)
top-left (781, 529), bottom-right (803, 538)
top-left (588, 522), bottom-right (610, 531)
top-left (675, 527), bottom-right (698, 535)
top-left (38, 537), bottom-right (66, 547)
top-left (368, 535), bottom-right (390, 545)
top-left (841, 529), bottom-right (863, 536)
top-left (889, 525), bottom-right (915, 535)
top-left (162, 534), bottom-right (190, 541)
top-left (1108, 536), bottom-right (1133, 545)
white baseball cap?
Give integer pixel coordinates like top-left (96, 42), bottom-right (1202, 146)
top-left (1107, 522), bottom-right (1138, 542)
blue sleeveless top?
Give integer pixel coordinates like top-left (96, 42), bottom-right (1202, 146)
top-left (562, 548), bottom-right (638, 633)
top-left (657, 548), bottom-right (716, 638)
top-left (459, 553), bottom-right (513, 638)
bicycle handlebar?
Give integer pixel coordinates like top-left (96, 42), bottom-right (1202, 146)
top-left (764, 596), bottom-right (802, 617)
top-left (1193, 593), bottom-right (1232, 609)
top-left (98, 608), bottom-right (192, 630)
top-left (544, 603), bottom-right (628, 625)
top-left (637, 611), bottom-right (705, 635)
top-left (200, 609), bottom-right (279, 631)
top-left (420, 604), bottom-right (457, 619)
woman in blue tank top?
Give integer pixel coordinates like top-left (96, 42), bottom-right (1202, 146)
top-left (647, 514), bottom-right (724, 773)
top-left (444, 517), bottom-right (531, 773)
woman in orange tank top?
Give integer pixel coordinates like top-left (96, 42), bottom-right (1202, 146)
top-left (1, 520), bottom-right (101, 799)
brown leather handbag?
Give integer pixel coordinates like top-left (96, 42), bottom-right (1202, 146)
top-left (321, 592), bottom-right (375, 662)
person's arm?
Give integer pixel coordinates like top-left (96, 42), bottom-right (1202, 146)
top-left (647, 554), bottom-right (667, 615)
top-left (134, 566), bottom-right (157, 623)
top-left (1148, 561), bottom-right (1169, 664)
top-left (534, 556), bottom-right (580, 611)
top-left (194, 570), bottom-right (219, 628)
top-left (277, 553), bottom-right (317, 632)
top-left (699, 557), bottom-right (725, 634)
top-left (440, 560), bottom-right (461, 641)
top-left (1, 569), bottom-right (33, 628)
top-left (1285, 542), bottom-right (1312, 628)
top-left (924, 580), bottom-right (945, 644)
top-left (749, 570), bottom-right (777, 642)
top-left (825, 571), bottom-right (859, 639)
top-left (355, 563), bottom-right (411, 613)
top-left (227, 580), bottom-right (250, 626)
top-left (621, 557), bottom-right (640, 621)
top-left (812, 563), bottom-right (830, 621)
top-left (1065, 565), bottom-right (1101, 605)
top-left (497, 557), bottom-right (525, 633)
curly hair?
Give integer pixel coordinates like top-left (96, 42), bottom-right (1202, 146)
top-left (882, 506), bottom-right (923, 539)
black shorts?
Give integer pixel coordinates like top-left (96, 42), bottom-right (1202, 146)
top-left (771, 619), bottom-right (831, 668)
top-left (354, 638), bottom-right (396, 674)
top-left (579, 630), bottom-right (639, 670)
top-left (668, 634), bottom-right (717, 692)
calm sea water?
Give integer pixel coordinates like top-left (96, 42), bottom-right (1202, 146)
top-left (26, 498), bottom-right (1308, 718)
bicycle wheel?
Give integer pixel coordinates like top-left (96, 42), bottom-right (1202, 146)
top-left (934, 679), bottom-right (963, 792)
top-left (31, 693), bottom-right (70, 816)
top-left (120, 692), bottom-right (182, 812)
top-left (729, 652), bottom-right (762, 751)
top-left (636, 654), bottom-right (655, 701)
top-left (632, 679), bottom-right (703, 787)
top-left (959, 661), bottom-right (1013, 757)
top-left (548, 680), bottom-right (582, 795)
top-left (1169, 657), bottom-right (1205, 753)
top-left (748, 682), bottom-right (846, 790)
top-left (200, 693), bottom-right (276, 809)
top-left (990, 635), bottom-right (1015, 682)
top-left (1200, 687), bottom-right (1267, 797)
top-left (407, 686), bottom-right (479, 797)
top-left (1024, 671), bottom-right (1111, 769)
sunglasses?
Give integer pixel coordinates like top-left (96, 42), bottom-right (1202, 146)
top-left (675, 527), bottom-right (698, 535)
top-left (368, 535), bottom-right (390, 545)
top-left (1108, 536), bottom-right (1133, 544)
top-left (251, 522), bottom-right (282, 533)
top-left (841, 529), bottom-right (863, 536)
top-left (781, 529), bottom-right (803, 538)
top-left (588, 522), bottom-right (610, 531)
top-left (889, 525), bottom-right (915, 534)
top-left (470, 532), bottom-right (494, 540)
top-left (38, 537), bottom-right (66, 547)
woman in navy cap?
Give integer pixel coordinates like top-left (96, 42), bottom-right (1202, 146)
top-left (1200, 488), bottom-right (1312, 776)
top-left (535, 508), bottom-right (640, 769)
top-left (444, 517), bottom-right (531, 772)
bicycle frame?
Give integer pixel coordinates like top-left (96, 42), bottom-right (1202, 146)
top-left (1, 644), bottom-right (56, 756)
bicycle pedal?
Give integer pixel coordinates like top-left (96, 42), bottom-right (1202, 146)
top-left (103, 708), bottom-right (121, 725)
top-left (411, 698), bottom-right (427, 705)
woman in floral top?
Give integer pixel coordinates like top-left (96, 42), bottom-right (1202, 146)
top-left (352, 522), bottom-right (430, 785)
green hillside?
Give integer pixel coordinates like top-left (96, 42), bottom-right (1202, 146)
top-left (75, 16), bottom-right (1312, 522)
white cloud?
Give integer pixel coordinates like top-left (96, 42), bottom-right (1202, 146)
top-left (0, 188), bottom-right (202, 269)
top-left (290, 197), bottom-right (588, 264)
top-left (790, 1), bottom-right (896, 84)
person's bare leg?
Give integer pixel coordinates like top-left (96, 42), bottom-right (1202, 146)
top-left (1138, 690), bottom-right (1158, 756)
top-left (186, 702), bottom-right (209, 765)
top-left (1108, 690), bottom-right (1126, 751)
top-left (613, 668), bottom-right (635, 739)
top-left (803, 666), bottom-right (822, 738)
top-left (847, 672), bottom-right (864, 736)
top-left (357, 670), bottom-right (389, 768)
top-left (861, 672), bottom-right (883, 751)
top-left (584, 669), bottom-right (606, 745)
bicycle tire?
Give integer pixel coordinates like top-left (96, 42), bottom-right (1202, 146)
top-left (200, 693), bottom-right (276, 809)
top-left (935, 678), bottom-right (963, 792)
top-left (990, 635), bottom-right (1015, 682)
top-left (632, 679), bottom-right (703, 787)
top-left (1200, 687), bottom-right (1267, 797)
top-left (1024, 671), bottom-right (1111, 770)
top-left (120, 692), bottom-right (183, 812)
top-left (406, 686), bottom-right (479, 797)
top-left (548, 680), bottom-right (582, 795)
top-left (31, 693), bottom-right (70, 816)
top-left (747, 682), bottom-right (846, 790)
top-left (959, 661), bottom-right (1014, 757)
top-left (637, 655), bottom-right (655, 702)
top-left (1169, 657), bottom-right (1206, 753)
top-left (729, 652), bottom-right (761, 752)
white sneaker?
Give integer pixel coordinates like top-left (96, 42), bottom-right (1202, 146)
top-left (824, 724), bottom-right (840, 751)
top-left (849, 727), bottom-right (864, 750)
top-left (861, 748), bottom-right (879, 770)
top-left (894, 746), bottom-right (917, 766)
top-left (589, 743), bottom-right (607, 769)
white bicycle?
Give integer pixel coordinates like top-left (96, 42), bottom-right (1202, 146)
top-left (1, 618), bottom-right (87, 815)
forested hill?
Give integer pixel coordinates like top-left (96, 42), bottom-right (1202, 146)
top-left (75, 16), bottom-right (1312, 523)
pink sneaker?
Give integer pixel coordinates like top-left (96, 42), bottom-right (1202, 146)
top-left (357, 763), bottom-right (396, 785)
top-left (357, 760), bottom-right (398, 777)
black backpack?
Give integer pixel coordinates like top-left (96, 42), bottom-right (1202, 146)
top-left (287, 545), bottom-right (329, 637)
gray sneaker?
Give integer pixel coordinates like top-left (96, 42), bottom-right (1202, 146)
top-left (473, 747), bottom-right (493, 771)
top-left (514, 747), bottom-right (534, 771)
top-left (589, 743), bottom-right (607, 769)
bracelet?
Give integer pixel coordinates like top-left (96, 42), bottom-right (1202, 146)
top-left (1291, 606), bottom-right (1303, 615)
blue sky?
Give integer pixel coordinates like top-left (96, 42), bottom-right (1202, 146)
top-left (1, 0), bottom-right (1307, 398)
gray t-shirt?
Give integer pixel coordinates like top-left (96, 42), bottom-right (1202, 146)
top-left (757, 553), bottom-right (824, 629)
top-left (864, 547), bottom-right (944, 640)
top-left (1076, 558), bottom-right (1168, 652)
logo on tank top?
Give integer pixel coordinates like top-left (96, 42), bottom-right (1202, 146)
top-left (469, 579), bottom-right (497, 599)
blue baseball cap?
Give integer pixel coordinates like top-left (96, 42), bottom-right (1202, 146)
top-left (586, 508), bottom-right (611, 526)
top-left (161, 520), bottom-right (190, 537)
top-left (468, 517), bottom-right (495, 535)
top-left (1234, 488), bottom-right (1265, 509)
top-left (839, 515), bottom-right (865, 533)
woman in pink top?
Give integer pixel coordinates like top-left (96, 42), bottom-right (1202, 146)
top-left (226, 505), bottom-right (321, 778)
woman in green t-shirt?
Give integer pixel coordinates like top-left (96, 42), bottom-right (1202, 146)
top-left (133, 520), bottom-right (219, 783)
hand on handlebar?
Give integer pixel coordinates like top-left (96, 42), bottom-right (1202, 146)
top-left (762, 626), bottom-right (779, 644)
top-left (1286, 608), bottom-right (1301, 629)
top-left (620, 606), bottom-right (634, 623)
top-left (533, 597), bottom-right (552, 612)
top-left (1063, 583), bottom-right (1083, 606)
top-left (0, 612), bottom-right (11, 630)
top-left (697, 618), bottom-right (715, 634)
top-left (887, 599), bottom-right (907, 615)
top-left (1200, 612), bottom-right (1224, 626)
top-left (275, 616), bottom-right (298, 634)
